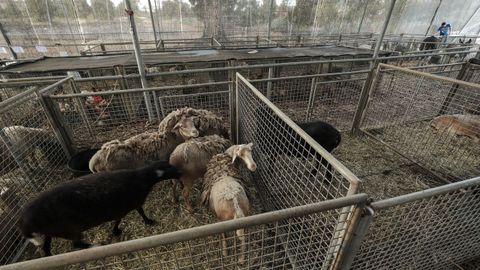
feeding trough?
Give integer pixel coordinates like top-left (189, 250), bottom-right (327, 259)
top-left (67, 148), bottom-right (99, 177)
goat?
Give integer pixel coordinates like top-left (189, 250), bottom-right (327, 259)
top-left (19, 161), bottom-right (181, 256)
top-left (202, 143), bottom-right (257, 265)
top-left (254, 105), bottom-right (341, 182)
top-left (169, 135), bottom-right (232, 212)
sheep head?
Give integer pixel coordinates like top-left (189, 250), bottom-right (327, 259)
top-left (226, 143), bottom-right (257, 172)
top-left (172, 116), bottom-right (200, 139)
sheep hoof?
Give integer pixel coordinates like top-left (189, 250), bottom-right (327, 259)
top-left (112, 227), bottom-right (122, 236)
top-left (144, 218), bottom-right (157, 225)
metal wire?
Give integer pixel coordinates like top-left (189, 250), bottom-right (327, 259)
top-left (360, 64), bottom-right (480, 181)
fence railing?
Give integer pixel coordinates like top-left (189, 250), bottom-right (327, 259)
top-left (1, 56), bottom-right (480, 269)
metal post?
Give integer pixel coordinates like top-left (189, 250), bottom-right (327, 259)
top-left (424, 0), bottom-right (443, 36)
top-left (458, 4), bottom-right (480, 35)
top-left (148, 0), bottom-right (158, 48)
top-left (337, 207), bottom-right (374, 270)
top-left (372, 0), bottom-right (396, 63)
top-left (357, 0), bottom-right (369, 33)
top-left (154, 0), bottom-right (162, 40)
top-left (60, 0), bottom-right (80, 55)
top-left (266, 67), bottom-right (273, 99)
top-left (0, 22), bottom-right (17, 59)
top-left (125, 0), bottom-right (154, 121)
top-left (267, 0), bottom-right (275, 41)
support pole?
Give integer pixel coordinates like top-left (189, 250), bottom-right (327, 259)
top-left (0, 22), bottom-right (17, 59)
top-left (125, 0), bottom-right (154, 121)
top-left (148, 0), bottom-right (158, 48)
top-left (267, 0), bottom-right (274, 41)
top-left (357, 0), bottom-right (369, 33)
top-left (372, 0), bottom-right (396, 63)
top-left (424, 0), bottom-right (443, 36)
top-left (154, 0), bottom-right (162, 40)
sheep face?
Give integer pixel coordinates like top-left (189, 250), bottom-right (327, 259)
top-left (227, 143), bottom-right (257, 172)
top-left (173, 117), bottom-right (200, 139)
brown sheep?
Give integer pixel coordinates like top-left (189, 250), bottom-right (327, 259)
top-left (201, 143), bottom-right (257, 265)
top-left (430, 114), bottom-right (480, 142)
top-left (169, 135), bottom-right (232, 212)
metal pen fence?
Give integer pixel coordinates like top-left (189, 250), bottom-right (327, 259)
top-left (0, 194), bottom-right (368, 270)
top-left (350, 176), bottom-right (480, 270)
top-left (358, 63), bottom-right (480, 182)
top-left (0, 78), bottom-right (72, 265)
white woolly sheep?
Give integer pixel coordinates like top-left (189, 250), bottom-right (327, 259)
top-left (159, 107), bottom-right (229, 139)
top-left (169, 135), bottom-right (232, 212)
top-left (201, 143), bottom-right (257, 265)
top-left (89, 116), bottom-right (199, 173)
top-left (1, 126), bottom-right (67, 173)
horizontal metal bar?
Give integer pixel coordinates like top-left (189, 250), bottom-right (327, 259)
top-left (237, 73), bottom-right (362, 187)
top-left (158, 90), bottom-right (229, 99)
top-left (0, 194), bottom-right (368, 270)
top-left (50, 81), bottom-right (231, 98)
top-left (0, 77), bottom-right (71, 114)
top-left (249, 70), bottom-right (370, 84)
top-left (371, 177), bottom-right (480, 210)
top-left (378, 63), bottom-right (480, 89)
top-left (379, 49), bottom-right (480, 60)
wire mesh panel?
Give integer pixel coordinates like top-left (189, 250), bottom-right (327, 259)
top-left (360, 64), bottom-right (480, 181)
top-left (351, 177), bottom-right (480, 270)
top-left (0, 195), bottom-right (368, 270)
top-left (236, 73), bottom-right (361, 269)
top-left (0, 84), bottom-right (71, 265)
top-left (308, 75), bottom-right (368, 131)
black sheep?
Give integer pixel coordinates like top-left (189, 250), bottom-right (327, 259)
top-left (420, 35), bottom-right (439, 51)
top-left (18, 160), bottom-right (181, 256)
top-left (254, 105), bottom-right (341, 182)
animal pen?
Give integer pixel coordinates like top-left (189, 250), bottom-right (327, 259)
top-left (0, 55), bottom-right (480, 270)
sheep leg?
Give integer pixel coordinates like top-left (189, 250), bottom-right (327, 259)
top-left (136, 207), bottom-right (156, 225)
top-left (221, 233), bottom-right (228, 257)
top-left (181, 179), bottom-right (195, 213)
top-left (112, 219), bottom-right (122, 236)
top-left (42, 236), bottom-right (52, 256)
top-left (171, 179), bottom-right (179, 204)
top-left (236, 228), bottom-right (246, 265)
top-left (71, 233), bottom-right (92, 249)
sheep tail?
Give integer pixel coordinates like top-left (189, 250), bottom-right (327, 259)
top-left (232, 197), bottom-right (244, 219)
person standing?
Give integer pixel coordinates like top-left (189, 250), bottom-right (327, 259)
top-left (437, 22), bottom-right (452, 43)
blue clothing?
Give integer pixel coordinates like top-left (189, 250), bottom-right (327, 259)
top-left (438, 24), bottom-right (451, 36)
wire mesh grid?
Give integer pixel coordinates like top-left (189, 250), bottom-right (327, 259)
top-left (236, 73), bottom-right (361, 269)
top-left (308, 76), bottom-right (368, 131)
top-left (360, 64), bottom-right (480, 181)
top-left (0, 88), bottom-right (70, 265)
top-left (351, 177), bottom-right (480, 270)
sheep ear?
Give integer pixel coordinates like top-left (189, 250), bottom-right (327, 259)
top-left (247, 143), bottom-right (253, 148)
top-left (155, 170), bottom-right (164, 177)
top-left (173, 122), bottom-right (182, 130)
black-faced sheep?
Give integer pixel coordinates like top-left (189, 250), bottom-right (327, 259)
top-left (19, 161), bottom-right (181, 256)
top-left (159, 107), bottom-right (229, 139)
top-left (201, 143), bottom-right (257, 265)
top-left (89, 116), bottom-right (199, 173)
top-left (254, 106), bottom-right (341, 182)
top-left (1, 126), bottom-right (67, 173)
top-left (169, 135), bottom-right (232, 212)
